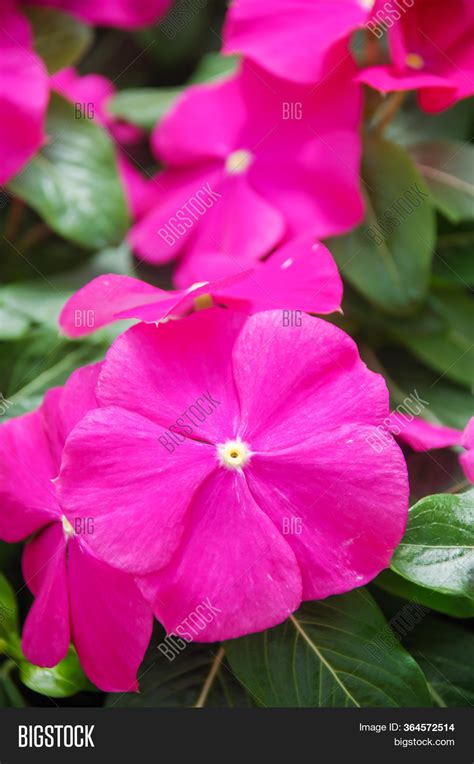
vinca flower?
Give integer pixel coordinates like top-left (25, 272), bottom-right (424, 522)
top-left (57, 309), bottom-right (408, 641)
top-left (0, 365), bottom-right (152, 691)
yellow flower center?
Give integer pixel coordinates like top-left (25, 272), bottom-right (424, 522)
top-left (217, 439), bottom-right (251, 470)
top-left (225, 149), bottom-right (253, 175)
top-left (405, 53), bottom-right (424, 70)
top-left (61, 515), bottom-right (75, 539)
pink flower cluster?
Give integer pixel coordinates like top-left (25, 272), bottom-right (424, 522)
top-left (0, 0), bottom-right (472, 695)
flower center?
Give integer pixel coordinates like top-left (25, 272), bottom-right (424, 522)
top-left (405, 53), bottom-right (424, 70)
top-left (61, 514), bottom-right (75, 539)
top-left (225, 149), bottom-right (253, 175)
top-left (217, 439), bottom-right (251, 470)
top-left (359, 0), bottom-right (375, 8)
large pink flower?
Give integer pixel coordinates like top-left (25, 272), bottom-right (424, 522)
top-left (59, 235), bottom-right (343, 337)
top-left (51, 68), bottom-right (150, 218)
top-left (223, 0), bottom-right (372, 83)
top-left (129, 60), bottom-right (364, 286)
top-left (0, 365), bottom-right (152, 692)
top-left (57, 309), bottom-right (408, 641)
top-left (0, 0), bottom-right (48, 185)
top-left (26, 0), bottom-right (172, 29)
top-left (360, 0), bottom-right (474, 112)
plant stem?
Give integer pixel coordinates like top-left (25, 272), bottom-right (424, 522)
top-left (372, 92), bottom-right (406, 136)
top-left (195, 646), bottom-right (225, 708)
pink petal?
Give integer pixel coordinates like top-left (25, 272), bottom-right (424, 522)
top-left (0, 411), bottom-right (59, 542)
top-left (215, 235), bottom-right (343, 314)
top-left (128, 166), bottom-right (223, 264)
top-left (153, 76), bottom-right (246, 166)
top-left (173, 174), bottom-right (285, 287)
top-left (223, 0), bottom-right (368, 83)
top-left (118, 155), bottom-right (152, 219)
top-left (0, 0), bottom-right (48, 184)
top-left (28, 0), bottom-right (172, 29)
top-left (97, 311), bottom-right (244, 442)
top-left (68, 537), bottom-right (153, 692)
top-left (22, 523), bottom-right (70, 667)
top-left (138, 469), bottom-right (302, 641)
top-left (41, 363), bottom-right (100, 458)
top-left (246, 426), bottom-right (408, 600)
top-left (59, 275), bottom-right (172, 337)
top-left (390, 415), bottom-right (462, 452)
top-left (57, 407), bottom-right (216, 574)
top-left (232, 311), bottom-right (389, 450)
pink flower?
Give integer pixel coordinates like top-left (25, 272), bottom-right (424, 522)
top-left (129, 61), bottom-right (364, 286)
top-left (223, 0), bottom-right (372, 83)
top-left (59, 235), bottom-right (343, 337)
top-left (460, 417), bottom-right (474, 483)
top-left (360, 0), bottom-right (474, 112)
top-left (57, 309), bottom-right (408, 641)
top-left (0, 365), bottom-right (152, 692)
top-left (51, 68), bottom-right (150, 218)
top-left (0, 0), bottom-right (48, 185)
top-left (389, 415), bottom-right (462, 452)
top-left (26, 0), bottom-right (172, 29)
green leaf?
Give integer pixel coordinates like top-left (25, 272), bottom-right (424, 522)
top-left (8, 93), bottom-right (129, 249)
top-left (403, 615), bottom-right (474, 707)
top-left (388, 98), bottom-right (474, 147)
top-left (328, 137), bottom-right (435, 315)
top-left (379, 347), bottom-right (472, 431)
top-left (108, 55), bottom-right (238, 131)
top-left (0, 662), bottom-right (26, 708)
top-left (25, 8), bottom-right (93, 74)
top-left (0, 575), bottom-right (18, 639)
top-left (19, 646), bottom-right (93, 698)
top-left (391, 490), bottom-right (474, 601)
top-left (225, 590), bottom-right (431, 707)
top-left (389, 290), bottom-right (474, 388)
top-left (189, 53), bottom-right (239, 84)
top-left (375, 569), bottom-right (474, 619)
top-left (410, 141), bottom-right (474, 222)
top-left (0, 306), bottom-right (29, 340)
top-left (107, 637), bottom-right (250, 707)
top-left (108, 87), bottom-right (182, 131)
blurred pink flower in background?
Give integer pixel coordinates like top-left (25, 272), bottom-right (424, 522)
top-left (0, 365), bottom-right (152, 692)
top-left (130, 59), bottom-right (364, 286)
top-left (57, 309), bottom-right (408, 641)
top-left (59, 235), bottom-right (343, 336)
top-left (0, 0), bottom-right (48, 184)
top-left (361, 0), bottom-right (474, 112)
top-left (26, 0), bottom-right (172, 29)
top-left (223, 0), bottom-right (372, 83)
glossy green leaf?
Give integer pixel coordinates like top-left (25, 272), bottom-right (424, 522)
top-left (108, 87), bottom-right (182, 130)
top-left (225, 589), bottom-right (431, 707)
top-left (375, 569), bottom-right (474, 619)
top-left (328, 137), bottom-right (435, 315)
top-left (189, 53), bottom-right (238, 83)
top-left (8, 94), bottom-right (129, 249)
top-left (392, 490), bottom-right (474, 601)
top-left (26, 8), bottom-right (93, 74)
top-left (403, 615), bottom-right (474, 707)
top-left (19, 646), bottom-right (93, 698)
top-left (410, 141), bottom-right (474, 222)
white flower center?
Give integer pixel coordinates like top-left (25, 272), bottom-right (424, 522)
top-left (61, 515), bottom-right (75, 539)
top-left (405, 53), bottom-right (424, 70)
top-left (225, 149), bottom-right (253, 175)
top-left (359, 0), bottom-right (375, 9)
top-left (217, 439), bottom-right (251, 470)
